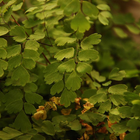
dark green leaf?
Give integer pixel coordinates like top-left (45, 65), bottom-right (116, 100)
top-left (124, 130), bottom-right (139, 140)
top-left (68, 120), bottom-right (81, 131)
top-left (24, 102), bottom-right (36, 115)
top-left (0, 38), bottom-right (7, 47)
top-left (24, 83), bottom-right (38, 93)
top-left (113, 27), bottom-right (128, 38)
top-left (118, 106), bottom-right (132, 118)
top-left (22, 58), bottom-right (36, 70)
top-left (98, 100), bottom-right (111, 113)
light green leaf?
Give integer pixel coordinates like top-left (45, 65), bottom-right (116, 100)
top-left (76, 62), bottom-right (92, 74)
top-left (58, 59), bottom-right (75, 73)
top-left (25, 7), bottom-right (37, 13)
top-left (81, 33), bottom-right (101, 50)
top-left (12, 2), bottom-right (23, 11)
top-left (8, 55), bottom-right (22, 70)
top-left (22, 58), bottom-right (36, 70)
top-left (60, 88), bottom-right (77, 107)
top-left (0, 38), bottom-right (7, 47)
top-left (97, 4), bottom-right (110, 11)
top-left (41, 120), bottom-right (55, 136)
top-left (29, 29), bottom-right (45, 40)
top-left (118, 106), bottom-right (132, 118)
top-left (44, 71), bottom-right (63, 85)
top-left (0, 26), bottom-right (9, 36)
top-left (25, 40), bottom-right (40, 51)
top-left (66, 71), bottom-right (82, 91)
top-left (127, 119), bottom-right (140, 131)
top-left (24, 83), bottom-right (38, 93)
top-left (98, 100), bottom-right (111, 113)
top-left (64, 0), bottom-right (80, 16)
top-left (78, 49), bottom-right (99, 61)
top-left (98, 13), bottom-right (109, 25)
top-left (71, 11), bottom-right (90, 33)
top-left (24, 102), bottom-right (36, 115)
top-left (109, 67), bottom-right (126, 81)
top-left (108, 84), bottom-right (128, 95)
top-left (91, 70), bottom-right (106, 82)
top-left (89, 93), bottom-right (107, 105)
top-left (11, 65), bottom-right (30, 86)
top-left (82, 1), bottom-right (99, 16)
top-left (0, 59), bottom-right (8, 77)
top-left (124, 130), bottom-right (139, 140)
top-left (0, 127), bottom-right (23, 140)
top-left (55, 37), bottom-right (76, 46)
top-left (113, 27), bottom-right (128, 38)
top-left (0, 48), bottom-right (7, 59)
top-left (5, 99), bottom-right (23, 114)
top-left (14, 110), bottom-right (32, 132)
top-left (126, 24), bottom-right (140, 34)
top-left (54, 48), bottom-right (74, 60)
top-left (25, 92), bottom-right (43, 104)
top-left (50, 81), bottom-right (64, 95)
top-left (68, 120), bottom-right (81, 131)
top-left (102, 81), bottom-right (112, 86)
top-left (6, 44), bottom-right (21, 58)
top-left (110, 94), bottom-right (126, 106)
top-left (23, 49), bottom-right (40, 61)
top-left (10, 26), bottom-right (27, 42)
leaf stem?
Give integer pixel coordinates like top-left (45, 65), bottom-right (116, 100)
top-left (42, 53), bottom-right (51, 64)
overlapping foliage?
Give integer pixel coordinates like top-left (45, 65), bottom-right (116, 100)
top-left (0, 0), bottom-right (140, 139)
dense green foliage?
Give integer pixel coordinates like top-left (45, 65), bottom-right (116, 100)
top-left (0, 0), bottom-right (140, 139)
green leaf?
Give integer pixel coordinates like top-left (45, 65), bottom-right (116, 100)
top-left (22, 58), bottom-right (36, 70)
top-left (60, 88), bottom-right (77, 107)
top-left (44, 71), bottom-right (63, 85)
top-left (14, 110), bottom-right (32, 132)
top-left (29, 29), bottom-right (45, 40)
top-left (5, 99), bottom-right (23, 114)
top-left (66, 71), bottom-right (82, 91)
top-left (127, 119), bottom-right (140, 131)
top-left (118, 106), bottom-right (132, 118)
top-left (10, 26), bottom-right (27, 42)
top-left (0, 48), bottom-right (7, 59)
top-left (0, 127), bottom-right (23, 140)
top-left (6, 44), bottom-right (21, 58)
top-left (0, 59), bottom-right (8, 77)
top-left (24, 83), bottom-right (38, 93)
top-left (89, 93), bottom-right (107, 105)
top-left (55, 37), bottom-right (76, 46)
top-left (23, 19), bottom-right (42, 28)
top-left (126, 24), bottom-right (140, 34)
top-left (50, 81), bottom-right (64, 95)
top-left (25, 93), bottom-right (43, 104)
top-left (97, 4), bottom-right (110, 11)
top-left (76, 62), bottom-right (92, 74)
top-left (109, 67), bottom-right (126, 81)
top-left (25, 40), bottom-right (40, 51)
top-left (71, 11), bottom-right (90, 33)
top-left (98, 100), bottom-right (111, 113)
top-left (109, 113), bottom-right (121, 123)
top-left (31, 134), bottom-right (45, 140)
top-left (111, 121), bottom-right (128, 134)
top-left (0, 38), bottom-right (7, 47)
top-left (0, 26), bottom-right (9, 36)
top-left (8, 55), bottom-right (22, 70)
top-left (41, 120), bottom-right (55, 136)
top-left (58, 59), bottom-right (75, 73)
top-left (82, 89), bottom-right (97, 98)
top-left (124, 130), bottom-right (139, 140)
top-left (82, 1), bottom-right (99, 17)
top-left (108, 84), bottom-right (128, 95)
top-left (113, 27), bottom-right (128, 38)
top-left (78, 49), bottom-right (99, 61)
top-left (54, 48), bottom-right (74, 60)
top-left (68, 120), bottom-right (81, 131)
top-left (98, 13), bottom-right (109, 25)
top-left (91, 70), bottom-right (106, 82)
top-left (16, 134), bottom-right (32, 140)
top-left (12, 2), bottom-right (23, 11)
top-left (24, 102), bottom-right (36, 115)
top-left (131, 105), bottom-right (140, 117)
top-left (11, 65), bottom-right (30, 86)
top-left (110, 94), bottom-right (126, 106)
top-left (23, 49), bottom-right (40, 61)
top-left (64, 0), bottom-right (80, 16)
top-left (81, 33), bottom-right (101, 50)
